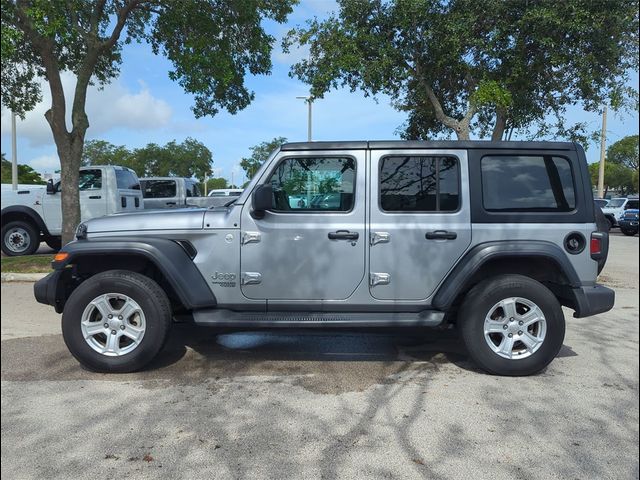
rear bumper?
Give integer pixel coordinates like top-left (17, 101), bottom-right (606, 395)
top-left (571, 284), bottom-right (615, 318)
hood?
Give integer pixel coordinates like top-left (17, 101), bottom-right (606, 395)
top-left (84, 208), bottom-right (207, 233)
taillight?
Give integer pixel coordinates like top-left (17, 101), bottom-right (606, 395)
top-left (590, 234), bottom-right (602, 256)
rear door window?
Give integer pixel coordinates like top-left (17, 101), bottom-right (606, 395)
top-left (116, 169), bottom-right (140, 190)
top-left (141, 180), bottom-right (177, 198)
top-left (379, 156), bottom-right (459, 212)
top-left (481, 155), bottom-right (576, 211)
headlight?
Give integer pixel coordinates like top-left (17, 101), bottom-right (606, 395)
top-left (75, 223), bottom-right (87, 239)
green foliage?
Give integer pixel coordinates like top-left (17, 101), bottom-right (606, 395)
top-left (82, 138), bottom-right (213, 179)
top-left (1, 154), bottom-right (46, 184)
top-left (240, 137), bottom-right (287, 180)
top-left (206, 177), bottom-right (229, 191)
top-left (607, 135), bottom-right (639, 170)
top-left (285, 0), bottom-right (639, 141)
top-left (589, 162), bottom-right (637, 196)
top-left (1, 0), bottom-right (297, 118)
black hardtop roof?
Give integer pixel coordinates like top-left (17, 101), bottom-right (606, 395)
top-left (280, 140), bottom-right (577, 151)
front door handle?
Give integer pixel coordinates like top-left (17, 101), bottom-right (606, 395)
top-left (425, 230), bottom-right (457, 240)
top-left (89, 195), bottom-right (101, 199)
top-left (328, 230), bottom-right (359, 240)
top-left (166, 201), bottom-right (176, 206)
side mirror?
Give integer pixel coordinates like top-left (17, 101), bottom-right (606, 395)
top-left (251, 184), bottom-right (273, 219)
top-left (46, 179), bottom-right (56, 194)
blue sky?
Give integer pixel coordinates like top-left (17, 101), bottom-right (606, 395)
top-left (1, 0), bottom-right (638, 184)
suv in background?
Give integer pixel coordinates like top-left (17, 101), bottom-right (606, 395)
top-left (1, 166), bottom-right (142, 256)
top-left (618, 209), bottom-right (639, 236)
top-left (34, 141), bottom-right (614, 376)
top-left (601, 196), bottom-right (639, 229)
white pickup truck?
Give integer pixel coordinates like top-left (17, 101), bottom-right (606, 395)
top-left (1, 165), bottom-right (143, 256)
top-left (140, 177), bottom-right (233, 209)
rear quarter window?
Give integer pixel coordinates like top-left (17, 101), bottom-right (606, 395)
top-left (141, 180), bottom-right (177, 198)
top-left (116, 170), bottom-right (141, 190)
top-left (481, 155), bottom-right (576, 212)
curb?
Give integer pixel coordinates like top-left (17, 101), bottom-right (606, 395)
top-left (1, 272), bottom-right (47, 283)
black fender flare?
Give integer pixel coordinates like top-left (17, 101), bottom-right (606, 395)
top-left (1, 205), bottom-right (51, 237)
top-left (51, 237), bottom-right (216, 310)
top-left (432, 241), bottom-right (581, 311)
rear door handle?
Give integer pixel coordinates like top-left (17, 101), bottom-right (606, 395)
top-left (425, 230), bottom-right (457, 240)
top-left (89, 195), bottom-right (101, 199)
top-left (166, 201), bottom-right (176, 206)
top-left (328, 230), bottom-right (359, 240)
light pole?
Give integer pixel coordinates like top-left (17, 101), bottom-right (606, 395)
top-left (11, 111), bottom-right (18, 190)
top-left (597, 105), bottom-right (608, 199)
top-left (296, 96), bottom-right (313, 141)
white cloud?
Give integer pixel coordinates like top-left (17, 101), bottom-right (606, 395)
top-left (1, 72), bottom-right (172, 148)
top-left (28, 154), bottom-right (60, 172)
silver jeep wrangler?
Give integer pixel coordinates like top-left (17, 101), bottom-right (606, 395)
top-left (35, 141), bottom-right (614, 375)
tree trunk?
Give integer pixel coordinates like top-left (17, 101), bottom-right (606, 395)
top-left (58, 137), bottom-right (85, 245)
top-left (491, 110), bottom-right (507, 141)
top-left (456, 127), bottom-right (471, 140)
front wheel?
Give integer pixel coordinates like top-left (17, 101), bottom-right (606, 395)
top-left (621, 228), bottom-right (637, 237)
top-left (62, 270), bottom-right (172, 373)
top-left (459, 275), bottom-right (565, 376)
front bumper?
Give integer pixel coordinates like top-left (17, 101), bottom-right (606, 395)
top-left (571, 284), bottom-right (615, 318)
top-left (33, 270), bottom-right (69, 313)
top-left (618, 219), bottom-right (639, 230)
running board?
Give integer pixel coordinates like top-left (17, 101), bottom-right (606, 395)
top-left (191, 309), bottom-right (445, 328)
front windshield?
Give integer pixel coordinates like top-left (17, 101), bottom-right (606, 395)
top-left (608, 199), bottom-right (625, 208)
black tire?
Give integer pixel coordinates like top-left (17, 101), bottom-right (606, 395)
top-left (1, 220), bottom-right (40, 256)
top-left (605, 216), bottom-right (616, 230)
top-left (45, 236), bottom-right (62, 251)
top-left (621, 228), bottom-right (638, 236)
top-left (458, 274), bottom-right (565, 376)
top-left (62, 270), bottom-right (172, 373)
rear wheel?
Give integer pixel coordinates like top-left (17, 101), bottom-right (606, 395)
top-left (1, 220), bottom-right (39, 256)
top-left (62, 270), bottom-right (172, 373)
top-left (459, 275), bottom-right (565, 376)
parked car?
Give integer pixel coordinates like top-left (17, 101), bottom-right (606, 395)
top-left (618, 209), bottom-right (639, 236)
top-left (35, 140), bottom-right (614, 376)
top-left (601, 196), bottom-right (639, 228)
top-left (1, 166), bottom-right (143, 256)
top-left (140, 177), bottom-right (224, 209)
top-left (208, 189), bottom-right (243, 197)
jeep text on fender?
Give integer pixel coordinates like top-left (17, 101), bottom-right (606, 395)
top-left (34, 141), bottom-right (614, 375)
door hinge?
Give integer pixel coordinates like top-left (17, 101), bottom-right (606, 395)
top-left (370, 272), bottom-right (391, 287)
top-left (241, 272), bottom-right (262, 285)
top-left (241, 231), bottom-right (261, 245)
top-left (370, 231), bottom-right (391, 246)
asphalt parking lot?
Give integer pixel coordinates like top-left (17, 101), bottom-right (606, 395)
top-left (1, 234), bottom-right (638, 479)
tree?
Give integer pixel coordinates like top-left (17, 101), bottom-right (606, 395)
top-left (240, 137), bottom-right (287, 180)
top-left (82, 140), bottom-right (132, 168)
top-left (607, 135), bottom-right (639, 171)
top-left (589, 162), bottom-right (636, 197)
top-left (1, 153), bottom-right (46, 184)
top-left (2, 0), bottom-right (296, 244)
top-left (206, 177), bottom-right (229, 191)
top-left (82, 138), bottom-right (213, 179)
top-left (285, 0), bottom-right (638, 142)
